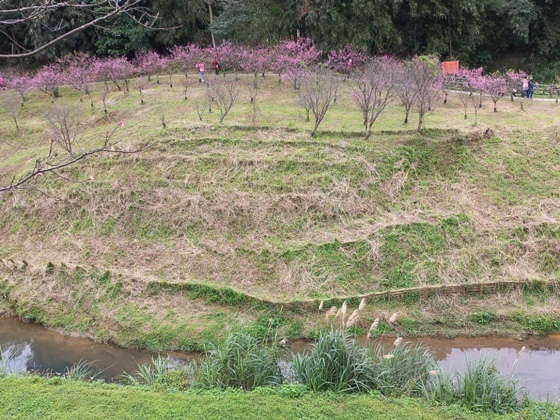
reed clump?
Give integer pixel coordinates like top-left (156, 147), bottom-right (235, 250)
top-left (194, 324), bottom-right (283, 390)
top-left (425, 357), bottom-right (525, 414)
top-left (292, 329), bottom-right (435, 395)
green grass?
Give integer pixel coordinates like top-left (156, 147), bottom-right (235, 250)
top-left (1, 375), bottom-right (558, 419)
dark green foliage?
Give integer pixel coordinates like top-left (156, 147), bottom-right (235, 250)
top-left (470, 311), bottom-right (497, 325)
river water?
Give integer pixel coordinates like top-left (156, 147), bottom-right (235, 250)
top-left (1, 318), bottom-right (559, 400)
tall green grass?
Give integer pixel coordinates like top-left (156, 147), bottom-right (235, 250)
top-left (425, 357), bottom-right (525, 414)
top-left (122, 355), bottom-right (178, 386)
top-left (63, 359), bottom-right (101, 381)
top-left (194, 324), bottom-right (283, 390)
top-left (369, 341), bottom-right (436, 397)
top-left (292, 329), bottom-right (375, 393)
top-left (292, 329), bottom-right (435, 395)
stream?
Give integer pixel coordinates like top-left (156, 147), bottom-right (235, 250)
top-left (1, 318), bottom-right (559, 400)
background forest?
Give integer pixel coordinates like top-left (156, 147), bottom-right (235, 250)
top-left (1, 0), bottom-right (560, 80)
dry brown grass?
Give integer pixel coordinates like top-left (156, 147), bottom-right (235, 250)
top-left (2, 74), bottom-right (560, 304)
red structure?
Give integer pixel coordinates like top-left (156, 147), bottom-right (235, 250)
top-left (442, 61), bottom-right (459, 75)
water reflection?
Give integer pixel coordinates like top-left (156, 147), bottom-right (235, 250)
top-left (0, 318), bottom-right (194, 381)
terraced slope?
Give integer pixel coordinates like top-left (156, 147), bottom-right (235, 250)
top-left (2, 75), bottom-right (560, 347)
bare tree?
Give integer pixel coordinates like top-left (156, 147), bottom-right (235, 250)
top-left (45, 105), bottom-right (83, 155)
top-left (246, 80), bottom-right (259, 126)
top-left (100, 83), bottom-right (110, 114)
top-left (298, 66), bottom-right (342, 136)
top-left (0, 0), bottom-right (158, 59)
top-left (395, 60), bottom-right (418, 124)
top-left (351, 58), bottom-right (396, 140)
top-left (85, 82), bottom-right (95, 107)
top-left (133, 77), bottom-right (147, 105)
top-left (2, 92), bottom-right (22, 130)
top-left (413, 59), bottom-right (442, 131)
top-left (205, 76), bottom-right (240, 123)
top-left (456, 91), bottom-right (470, 120)
top-left (195, 99), bottom-right (208, 121)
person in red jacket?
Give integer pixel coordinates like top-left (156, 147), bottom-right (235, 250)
top-left (214, 58), bottom-right (221, 75)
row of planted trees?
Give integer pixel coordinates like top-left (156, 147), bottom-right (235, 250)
top-left (1, 39), bottom-right (533, 137)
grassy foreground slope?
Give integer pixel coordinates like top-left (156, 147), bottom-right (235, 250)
top-left (0, 376), bottom-right (556, 420)
top-left (2, 74), bottom-right (560, 347)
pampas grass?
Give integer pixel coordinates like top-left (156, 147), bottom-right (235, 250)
top-left (359, 298), bottom-right (366, 310)
top-left (366, 318), bottom-right (379, 339)
top-left (326, 306), bottom-right (337, 321)
top-left (346, 309), bottom-right (360, 328)
top-left (388, 312), bottom-right (398, 324)
top-left (341, 301), bottom-right (348, 326)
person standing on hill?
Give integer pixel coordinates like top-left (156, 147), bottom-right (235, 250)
top-left (522, 77), bottom-right (529, 98)
top-left (196, 62), bottom-right (205, 82)
top-left (528, 78), bottom-right (535, 99)
top-left (214, 58), bottom-right (221, 75)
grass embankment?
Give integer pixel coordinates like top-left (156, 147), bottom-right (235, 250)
top-left (2, 74), bottom-right (560, 349)
top-left (0, 376), bottom-right (557, 419)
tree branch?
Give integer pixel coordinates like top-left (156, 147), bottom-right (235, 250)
top-left (0, 0), bottom-right (158, 59)
top-left (0, 139), bottom-right (150, 193)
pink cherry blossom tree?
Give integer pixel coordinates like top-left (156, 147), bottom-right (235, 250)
top-left (271, 38), bottom-right (322, 83)
top-left (457, 67), bottom-right (484, 124)
top-left (214, 40), bottom-right (243, 78)
top-left (134, 51), bottom-right (165, 83)
top-left (481, 73), bottom-right (507, 112)
top-left (95, 57), bottom-right (133, 92)
top-left (33, 64), bottom-right (64, 103)
top-left (58, 53), bottom-right (96, 103)
top-left (4, 73), bottom-right (32, 104)
top-left (327, 45), bottom-right (369, 73)
top-left (171, 44), bottom-right (203, 78)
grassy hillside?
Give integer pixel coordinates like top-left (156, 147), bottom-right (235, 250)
top-left (2, 74), bottom-right (560, 348)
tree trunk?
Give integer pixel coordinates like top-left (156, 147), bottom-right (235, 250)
top-left (207, 0), bottom-right (216, 50)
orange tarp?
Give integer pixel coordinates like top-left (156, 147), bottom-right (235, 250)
top-left (442, 61), bottom-right (459, 74)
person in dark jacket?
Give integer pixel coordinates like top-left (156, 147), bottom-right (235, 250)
top-left (527, 79), bottom-right (535, 99)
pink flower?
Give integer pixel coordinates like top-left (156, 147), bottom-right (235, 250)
top-left (119, 121), bottom-right (124, 127)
